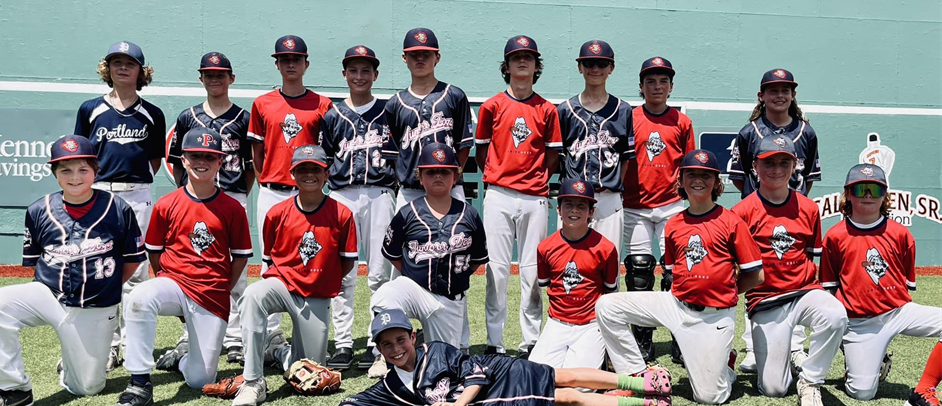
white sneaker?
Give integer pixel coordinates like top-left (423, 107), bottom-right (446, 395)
top-left (368, 354), bottom-right (388, 378)
top-left (796, 378), bottom-right (823, 406)
top-left (232, 378), bottom-right (267, 406)
top-left (791, 350), bottom-right (809, 375)
top-left (739, 350), bottom-right (757, 373)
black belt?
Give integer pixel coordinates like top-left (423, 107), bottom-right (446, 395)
top-left (680, 301), bottom-right (707, 312)
top-left (262, 183), bottom-right (297, 192)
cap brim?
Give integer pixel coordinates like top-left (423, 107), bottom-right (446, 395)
top-left (845, 179), bottom-right (888, 187)
top-left (761, 80), bottom-right (798, 88)
top-left (505, 48), bottom-right (541, 57)
top-left (640, 66), bottom-right (675, 76)
top-left (198, 67), bottom-right (232, 71)
top-left (182, 148), bottom-right (227, 155)
top-left (576, 56), bottom-right (614, 61)
top-left (48, 154), bottom-right (98, 164)
top-left (417, 164), bottom-right (459, 169)
top-left (557, 193), bottom-right (597, 203)
top-left (680, 165), bottom-right (720, 173)
top-left (271, 51), bottom-right (309, 57)
top-left (105, 52), bottom-right (144, 66)
top-left (403, 46), bottom-right (439, 52)
top-left (290, 160), bottom-right (328, 171)
top-left (342, 55), bottom-right (380, 67)
top-left (757, 151), bottom-right (797, 160)
top-left (371, 323), bottom-right (414, 343)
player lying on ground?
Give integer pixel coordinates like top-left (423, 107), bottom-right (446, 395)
top-left (0, 136), bottom-right (144, 406)
top-left (820, 163), bottom-right (942, 401)
top-left (731, 136), bottom-right (847, 406)
top-left (340, 308), bottom-right (673, 406)
top-left (596, 149), bottom-right (765, 405)
top-left (905, 334), bottom-right (942, 406)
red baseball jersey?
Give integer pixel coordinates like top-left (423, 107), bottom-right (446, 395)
top-left (664, 205), bottom-right (763, 308)
top-left (145, 188), bottom-right (253, 320)
top-left (537, 230), bottom-right (618, 325)
top-left (732, 191), bottom-right (823, 312)
top-left (622, 106), bottom-right (696, 209)
top-left (247, 90), bottom-right (333, 186)
top-left (474, 91), bottom-right (563, 196)
top-left (262, 196), bottom-right (358, 298)
top-left (820, 217), bottom-right (916, 318)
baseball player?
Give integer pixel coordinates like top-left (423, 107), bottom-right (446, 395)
top-left (475, 35), bottom-right (562, 358)
top-left (557, 40), bottom-right (634, 258)
top-left (597, 149), bottom-right (766, 405)
top-left (907, 335), bottom-right (942, 406)
top-left (159, 51), bottom-right (253, 368)
top-left (340, 308), bottom-right (672, 406)
top-left (232, 145), bottom-right (358, 406)
top-left (0, 135), bottom-right (144, 404)
top-left (729, 69), bottom-right (821, 373)
top-left (113, 128), bottom-right (252, 406)
top-left (319, 45), bottom-right (396, 371)
top-left (530, 178), bottom-right (619, 372)
top-left (371, 143), bottom-right (488, 378)
top-left (730, 136), bottom-right (847, 405)
top-left (74, 40), bottom-right (165, 371)
top-left (620, 56), bottom-right (695, 364)
top-left (820, 164), bottom-right (942, 401)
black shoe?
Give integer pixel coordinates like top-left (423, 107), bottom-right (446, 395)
top-left (358, 347), bottom-right (376, 370)
top-left (327, 347), bottom-right (354, 370)
top-left (0, 388), bottom-right (33, 406)
top-left (517, 344), bottom-right (535, 360)
top-left (226, 346), bottom-right (244, 365)
top-left (632, 326), bottom-right (655, 363)
top-left (414, 329), bottom-right (425, 347)
top-left (484, 346), bottom-right (502, 355)
top-left (155, 341), bottom-right (188, 372)
top-left (906, 387), bottom-right (941, 406)
top-left (115, 382), bottom-right (153, 406)
top-left (670, 335), bottom-right (684, 366)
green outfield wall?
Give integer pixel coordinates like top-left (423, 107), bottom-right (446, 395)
top-left (1, 1), bottom-right (940, 264)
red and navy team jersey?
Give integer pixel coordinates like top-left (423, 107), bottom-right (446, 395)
top-left (74, 96), bottom-right (166, 183)
top-left (537, 230), bottom-right (618, 325)
top-left (728, 116), bottom-right (822, 198)
top-left (382, 198), bottom-right (488, 299)
top-left (168, 103), bottom-right (253, 194)
top-left (732, 191), bottom-right (823, 313)
top-left (664, 205), bottom-right (763, 308)
top-left (23, 191), bottom-right (145, 308)
top-left (144, 187), bottom-right (252, 320)
top-left (622, 106), bottom-right (696, 209)
top-left (247, 90), bottom-right (333, 186)
top-left (320, 100), bottom-right (397, 190)
top-left (475, 91), bottom-right (563, 196)
top-left (384, 82), bottom-right (474, 189)
top-left (557, 95), bottom-right (635, 192)
top-left (820, 217), bottom-right (916, 318)
top-left (262, 196), bottom-right (358, 298)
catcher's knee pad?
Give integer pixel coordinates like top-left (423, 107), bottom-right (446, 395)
top-left (624, 254), bottom-right (657, 292)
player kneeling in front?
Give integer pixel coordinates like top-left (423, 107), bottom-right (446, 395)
top-left (341, 308), bottom-right (672, 406)
top-left (529, 178), bottom-right (618, 373)
top-left (0, 136), bottom-right (144, 404)
top-left (115, 128), bottom-right (252, 406)
top-left (820, 164), bottom-right (942, 401)
top-left (231, 145), bottom-right (358, 406)
top-left (596, 150), bottom-right (765, 405)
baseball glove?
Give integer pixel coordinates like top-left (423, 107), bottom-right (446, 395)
top-left (202, 374), bottom-right (245, 399)
top-left (283, 359), bottom-right (342, 396)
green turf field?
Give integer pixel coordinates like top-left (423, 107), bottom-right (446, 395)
top-left (4, 275), bottom-right (939, 406)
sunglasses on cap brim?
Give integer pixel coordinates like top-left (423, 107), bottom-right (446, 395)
top-left (847, 183), bottom-right (887, 198)
top-left (580, 59), bottom-right (611, 69)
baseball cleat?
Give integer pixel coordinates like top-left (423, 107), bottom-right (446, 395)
top-left (106, 345), bottom-right (123, 372)
top-left (633, 326), bottom-right (656, 363)
top-left (327, 347), bottom-right (354, 370)
top-left (517, 344), bottom-right (535, 360)
top-left (631, 365), bottom-right (672, 396)
top-left (155, 341), bottom-right (188, 372)
top-left (484, 346), bottom-right (504, 355)
top-left (368, 354), bottom-right (388, 379)
top-left (796, 378), bottom-right (823, 406)
top-left (739, 349), bottom-right (757, 373)
top-left (790, 349), bottom-right (808, 375)
top-left (226, 346), bottom-right (244, 365)
top-left (358, 347), bottom-right (376, 370)
top-left (114, 382), bottom-right (153, 406)
top-left (878, 352), bottom-right (893, 382)
top-left (0, 388), bottom-right (33, 406)
top-left (905, 387), bottom-right (941, 406)
top-left (231, 378), bottom-right (267, 406)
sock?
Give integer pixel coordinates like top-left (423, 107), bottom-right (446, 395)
top-left (915, 341), bottom-right (942, 393)
top-left (618, 396), bottom-right (646, 406)
top-left (617, 374), bottom-right (645, 392)
top-left (130, 374), bottom-right (150, 387)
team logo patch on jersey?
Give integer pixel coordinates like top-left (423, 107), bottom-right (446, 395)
top-left (652, 57), bottom-right (663, 66)
top-left (862, 247), bottom-right (889, 285)
top-left (770, 225), bottom-right (796, 260)
top-left (209, 54), bottom-right (221, 65)
top-left (589, 43), bottom-right (601, 54)
top-left (773, 69), bottom-right (786, 78)
top-left (424, 378), bottom-right (451, 404)
top-left (355, 46), bottom-right (367, 55)
top-left (683, 234), bottom-right (708, 271)
top-left (860, 167), bottom-right (875, 177)
top-left (415, 32), bottom-right (428, 44)
top-left (281, 113), bottom-right (303, 143)
top-left (283, 38), bottom-right (296, 50)
top-left (562, 261), bottom-right (585, 294)
top-left (188, 221), bottom-right (215, 256)
top-left (298, 231), bottom-right (323, 266)
top-left (510, 117), bottom-right (532, 148)
top-left (433, 149), bottom-right (446, 163)
top-left (645, 131), bottom-right (667, 162)
top-left (62, 139), bottom-right (79, 153)
top-left (516, 36), bottom-right (530, 47)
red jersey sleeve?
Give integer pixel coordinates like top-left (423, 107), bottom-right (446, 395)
top-left (819, 230), bottom-right (840, 289)
top-left (663, 226), bottom-right (676, 273)
top-left (808, 208), bottom-right (823, 257)
top-left (603, 244), bottom-right (619, 291)
top-left (247, 99), bottom-right (265, 143)
top-left (230, 205), bottom-right (253, 258)
top-left (731, 217), bottom-right (763, 274)
top-left (544, 106), bottom-right (563, 150)
top-left (903, 232), bottom-right (917, 290)
top-left (474, 102), bottom-right (494, 145)
top-left (537, 240), bottom-right (550, 286)
top-left (340, 208), bottom-right (358, 261)
top-left (144, 200), bottom-right (169, 252)
top-left (682, 118), bottom-right (696, 154)
top-left (262, 207), bottom-right (279, 264)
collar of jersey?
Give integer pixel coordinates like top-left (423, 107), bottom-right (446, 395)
top-left (294, 194), bottom-right (327, 214)
top-left (183, 186), bottom-right (221, 203)
top-left (279, 89), bottom-right (310, 100)
top-left (760, 115), bottom-right (801, 133)
top-left (560, 228), bottom-right (593, 244)
top-left (685, 203), bottom-right (720, 218)
top-left (756, 189), bottom-right (793, 208)
top-left (846, 215), bottom-right (887, 231)
top-left (503, 90), bottom-right (536, 103)
top-left (641, 104), bottom-right (672, 118)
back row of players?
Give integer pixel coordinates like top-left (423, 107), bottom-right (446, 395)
top-left (3, 27), bottom-right (940, 406)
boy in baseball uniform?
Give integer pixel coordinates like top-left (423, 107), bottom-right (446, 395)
top-left (114, 128), bottom-right (252, 406)
top-left (597, 150), bottom-right (765, 405)
top-left (232, 145), bottom-right (358, 406)
top-left (1, 135), bottom-right (144, 404)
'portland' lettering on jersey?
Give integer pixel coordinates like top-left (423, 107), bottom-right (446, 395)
top-left (95, 124), bottom-right (149, 144)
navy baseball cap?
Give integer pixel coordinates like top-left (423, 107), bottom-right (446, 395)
top-left (199, 52), bottom-right (232, 71)
top-left (761, 69), bottom-right (797, 89)
top-left (558, 178), bottom-right (597, 203)
top-left (417, 143), bottom-right (458, 168)
top-left (290, 145), bottom-right (328, 170)
top-left (105, 41), bottom-right (145, 66)
top-left (403, 28), bottom-right (439, 52)
top-left (639, 56), bottom-right (674, 79)
top-left (680, 149), bottom-right (721, 173)
top-left (504, 35), bottom-right (540, 57)
top-left (182, 128), bottom-right (226, 156)
top-left (756, 136), bottom-right (797, 160)
top-left (343, 45), bottom-right (380, 68)
top-left (845, 163), bottom-right (887, 187)
top-left (371, 309), bottom-right (414, 342)
top-left (576, 40), bottom-right (614, 61)
top-left (272, 35), bottom-right (308, 58)
top-left (48, 135), bottom-right (97, 164)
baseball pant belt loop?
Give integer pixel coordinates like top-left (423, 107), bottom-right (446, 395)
top-left (262, 183), bottom-right (298, 192)
top-left (93, 181), bottom-right (147, 192)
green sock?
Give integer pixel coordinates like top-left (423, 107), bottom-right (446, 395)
top-left (617, 374), bottom-right (645, 392)
top-left (618, 396), bottom-right (645, 406)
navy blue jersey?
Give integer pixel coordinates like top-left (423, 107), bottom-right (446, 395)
top-left (74, 96), bottom-right (166, 183)
top-left (728, 116), bottom-right (822, 198)
top-left (384, 82), bottom-right (474, 189)
top-left (319, 99), bottom-right (397, 190)
top-left (382, 198), bottom-right (487, 298)
top-left (23, 191), bottom-right (146, 308)
top-left (339, 342), bottom-right (555, 406)
top-left (168, 103), bottom-right (253, 194)
top-left (558, 94), bottom-right (635, 192)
